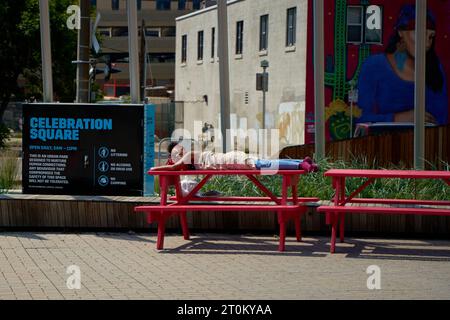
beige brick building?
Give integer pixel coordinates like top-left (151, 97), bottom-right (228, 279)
top-left (175, 0), bottom-right (308, 148)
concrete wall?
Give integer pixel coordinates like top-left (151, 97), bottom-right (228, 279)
top-left (175, 0), bottom-right (308, 149)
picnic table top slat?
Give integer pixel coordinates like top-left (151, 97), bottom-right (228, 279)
top-left (147, 169), bottom-right (306, 176)
top-left (324, 169), bottom-right (450, 179)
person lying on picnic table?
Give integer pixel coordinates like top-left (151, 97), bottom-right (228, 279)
top-left (151, 142), bottom-right (319, 172)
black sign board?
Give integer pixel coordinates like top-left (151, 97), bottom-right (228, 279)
top-left (22, 103), bottom-right (144, 196)
top-left (256, 73), bottom-right (269, 91)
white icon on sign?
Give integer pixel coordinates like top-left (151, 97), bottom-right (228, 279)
top-left (98, 147), bottom-right (110, 158)
top-left (98, 176), bottom-right (109, 187)
top-left (98, 161), bottom-right (110, 173)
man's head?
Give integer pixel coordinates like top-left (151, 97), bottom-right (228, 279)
top-left (167, 142), bottom-right (182, 163)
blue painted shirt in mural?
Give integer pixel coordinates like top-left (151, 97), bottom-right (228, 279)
top-left (357, 54), bottom-right (448, 125)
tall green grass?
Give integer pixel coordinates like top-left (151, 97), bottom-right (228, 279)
top-left (0, 151), bottom-right (19, 194)
top-left (162, 157), bottom-right (450, 201)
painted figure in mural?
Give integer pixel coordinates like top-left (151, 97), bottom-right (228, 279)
top-left (357, 4), bottom-right (448, 125)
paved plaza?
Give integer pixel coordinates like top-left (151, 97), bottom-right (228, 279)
top-left (0, 232), bottom-right (449, 300)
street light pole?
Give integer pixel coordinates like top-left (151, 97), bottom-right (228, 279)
top-left (128, 0), bottom-right (140, 104)
top-left (313, 0), bottom-right (326, 160)
top-left (217, 0), bottom-right (231, 152)
top-left (414, 0), bottom-right (427, 170)
top-left (76, 0), bottom-right (91, 103)
top-left (39, 0), bottom-right (53, 102)
top-left (261, 60), bottom-right (269, 130)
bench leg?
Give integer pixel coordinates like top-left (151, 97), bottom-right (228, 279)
top-left (330, 213), bottom-right (338, 254)
top-left (156, 213), bottom-right (167, 250)
top-left (279, 222), bottom-right (286, 252)
top-left (339, 213), bottom-right (345, 243)
top-left (277, 211), bottom-right (286, 252)
top-left (294, 215), bottom-right (302, 242)
top-left (180, 211), bottom-right (190, 240)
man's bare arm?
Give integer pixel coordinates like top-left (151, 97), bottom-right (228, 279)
top-left (150, 151), bottom-right (199, 171)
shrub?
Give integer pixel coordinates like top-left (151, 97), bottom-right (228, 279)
top-left (0, 123), bottom-right (11, 150)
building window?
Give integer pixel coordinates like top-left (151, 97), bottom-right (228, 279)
top-left (178, 0), bottom-right (186, 10)
top-left (347, 6), bottom-right (363, 43)
top-left (156, 0), bottom-right (171, 10)
top-left (148, 53), bottom-right (176, 63)
top-left (91, 0), bottom-right (97, 7)
top-left (137, 0), bottom-right (142, 10)
top-left (112, 27), bottom-right (128, 37)
top-left (236, 21), bottom-right (244, 55)
top-left (286, 7), bottom-right (296, 47)
top-left (260, 14), bottom-right (269, 51)
top-left (197, 31), bottom-right (204, 61)
top-left (98, 27), bottom-right (111, 37)
top-left (146, 27), bottom-right (161, 37)
top-left (181, 35), bottom-right (187, 63)
top-left (111, 0), bottom-right (119, 10)
top-left (211, 27), bottom-right (215, 58)
top-left (193, 0), bottom-right (201, 10)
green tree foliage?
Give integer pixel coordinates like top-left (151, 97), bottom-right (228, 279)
top-left (0, 0), bottom-right (77, 122)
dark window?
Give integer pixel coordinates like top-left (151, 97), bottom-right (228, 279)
top-left (137, 0), bottom-right (142, 10)
top-left (211, 27), bottom-right (215, 58)
top-left (116, 86), bottom-right (130, 97)
top-left (260, 14), bottom-right (269, 51)
top-left (193, 0), bottom-right (201, 10)
top-left (347, 6), bottom-right (363, 43)
top-left (181, 35), bottom-right (187, 63)
top-left (148, 53), bottom-right (175, 63)
top-left (198, 31), bottom-right (204, 61)
top-left (178, 0), bottom-right (186, 10)
top-left (91, 0), bottom-right (97, 7)
top-left (286, 7), bottom-right (296, 46)
top-left (98, 27), bottom-right (111, 37)
top-left (112, 27), bottom-right (128, 37)
top-left (145, 28), bottom-right (160, 37)
top-left (236, 21), bottom-right (244, 55)
top-left (111, 0), bottom-right (119, 10)
top-left (161, 26), bottom-right (176, 37)
top-left (156, 0), bottom-right (171, 10)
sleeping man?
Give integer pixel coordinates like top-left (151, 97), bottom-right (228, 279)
top-left (151, 142), bottom-right (319, 173)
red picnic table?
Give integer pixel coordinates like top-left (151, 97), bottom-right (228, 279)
top-left (135, 169), bottom-right (318, 251)
top-left (317, 169), bottom-right (450, 253)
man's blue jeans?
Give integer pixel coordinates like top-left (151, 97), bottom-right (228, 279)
top-left (254, 159), bottom-right (303, 170)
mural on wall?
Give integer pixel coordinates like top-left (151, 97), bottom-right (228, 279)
top-left (277, 101), bottom-right (306, 148)
top-left (305, 0), bottom-right (450, 143)
top-left (276, 88), bottom-right (306, 149)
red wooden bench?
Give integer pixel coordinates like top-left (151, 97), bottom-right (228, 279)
top-left (317, 169), bottom-right (450, 253)
top-left (135, 169), bottom-right (318, 251)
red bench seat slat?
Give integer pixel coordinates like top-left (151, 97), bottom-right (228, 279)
top-left (317, 205), bottom-right (450, 216)
top-left (168, 196), bottom-right (319, 203)
top-left (135, 204), bottom-right (305, 212)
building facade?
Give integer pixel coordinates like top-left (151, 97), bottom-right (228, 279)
top-left (94, 0), bottom-right (208, 98)
top-left (175, 0), bottom-right (309, 149)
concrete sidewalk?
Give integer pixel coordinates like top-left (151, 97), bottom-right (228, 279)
top-left (0, 232), bottom-right (449, 300)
